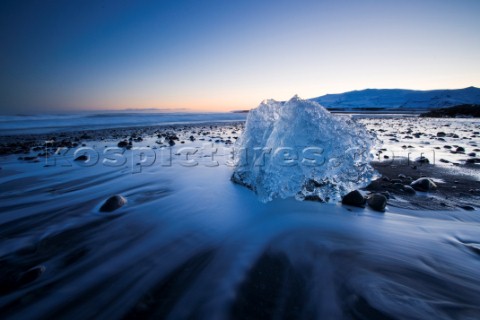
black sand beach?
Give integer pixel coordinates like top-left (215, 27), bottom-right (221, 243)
top-left (1, 117), bottom-right (480, 319)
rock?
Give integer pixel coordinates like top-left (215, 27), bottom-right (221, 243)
top-left (437, 132), bottom-right (446, 137)
top-left (398, 174), bottom-right (406, 179)
top-left (100, 195), bottom-right (127, 212)
top-left (74, 155), bottom-right (88, 161)
top-left (468, 152), bottom-right (476, 157)
top-left (304, 195), bottom-right (323, 202)
top-left (459, 205), bottom-right (475, 211)
top-left (393, 183), bottom-right (404, 189)
top-left (414, 156), bottom-right (429, 164)
top-left (367, 194), bottom-right (387, 212)
top-left (410, 178), bottom-right (437, 192)
top-left (117, 140), bottom-right (129, 148)
top-left (366, 180), bottom-right (381, 189)
top-left (403, 185), bottom-right (416, 195)
top-left (341, 190), bottom-right (366, 208)
top-left (466, 158), bottom-right (480, 164)
top-left (456, 146), bottom-right (465, 153)
top-left (380, 191), bottom-right (392, 199)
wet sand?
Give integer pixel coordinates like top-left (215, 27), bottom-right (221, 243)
top-left (1, 117), bottom-right (480, 319)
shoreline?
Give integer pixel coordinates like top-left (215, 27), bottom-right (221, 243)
top-left (1, 120), bottom-right (479, 212)
top-left (367, 159), bottom-right (480, 211)
top-left (0, 121), bottom-right (246, 155)
top-left (1, 120), bottom-right (480, 319)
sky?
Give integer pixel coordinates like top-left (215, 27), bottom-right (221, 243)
top-left (0, 0), bottom-right (479, 114)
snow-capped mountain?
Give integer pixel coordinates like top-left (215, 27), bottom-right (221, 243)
top-left (311, 86), bottom-right (480, 110)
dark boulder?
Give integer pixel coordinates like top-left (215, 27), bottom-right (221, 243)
top-left (341, 190), bottom-right (366, 208)
top-left (367, 194), bottom-right (387, 212)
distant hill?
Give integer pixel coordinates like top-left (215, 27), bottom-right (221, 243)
top-left (419, 104), bottom-right (480, 118)
top-left (310, 86), bottom-right (480, 110)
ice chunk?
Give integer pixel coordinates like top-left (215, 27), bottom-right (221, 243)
top-left (231, 96), bottom-right (377, 202)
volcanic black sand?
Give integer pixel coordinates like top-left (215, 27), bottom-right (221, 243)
top-left (1, 119), bottom-right (480, 319)
top-left (1, 119), bottom-right (479, 212)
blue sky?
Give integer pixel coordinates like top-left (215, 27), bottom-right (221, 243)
top-left (0, 0), bottom-right (479, 113)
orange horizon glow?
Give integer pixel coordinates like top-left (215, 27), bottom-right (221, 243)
top-left (1, 1), bottom-right (479, 114)
top-left (47, 83), bottom-right (480, 113)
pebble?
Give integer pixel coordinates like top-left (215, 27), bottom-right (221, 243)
top-left (117, 140), bottom-right (129, 148)
top-left (74, 155), bottom-right (88, 161)
top-left (100, 195), bottom-right (127, 212)
top-left (414, 156), bottom-right (429, 164)
top-left (367, 194), bottom-right (387, 212)
top-left (411, 178), bottom-right (437, 192)
top-left (403, 185), bottom-right (416, 194)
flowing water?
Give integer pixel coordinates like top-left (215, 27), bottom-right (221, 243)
top-left (1, 118), bottom-right (480, 319)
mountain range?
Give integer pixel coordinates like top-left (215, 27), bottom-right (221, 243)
top-left (310, 86), bottom-right (480, 110)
